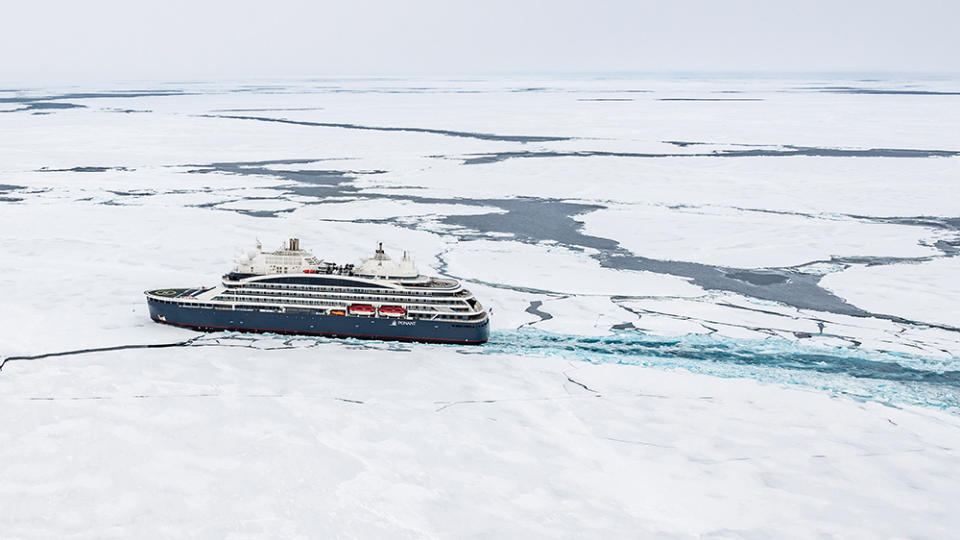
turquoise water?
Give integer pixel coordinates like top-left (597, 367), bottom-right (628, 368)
top-left (476, 329), bottom-right (960, 412)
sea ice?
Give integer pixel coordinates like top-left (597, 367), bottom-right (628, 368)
top-left (1, 76), bottom-right (959, 538)
top-left (821, 257), bottom-right (960, 328)
top-left (443, 239), bottom-right (704, 297)
top-left (579, 203), bottom-right (944, 268)
top-left (2, 344), bottom-right (959, 538)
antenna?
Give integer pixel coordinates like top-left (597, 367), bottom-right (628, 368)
top-left (373, 241), bottom-right (389, 261)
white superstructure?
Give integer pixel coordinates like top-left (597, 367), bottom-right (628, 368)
top-left (155, 239), bottom-right (488, 324)
top-left (234, 238), bottom-right (323, 275)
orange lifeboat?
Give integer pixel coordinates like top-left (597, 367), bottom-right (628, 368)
top-left (348, 304), bottom-right (376, 315)
top-left (378, 305), bottom-right (406, 317)
top-left (330, 309), bottom-right (345, 316)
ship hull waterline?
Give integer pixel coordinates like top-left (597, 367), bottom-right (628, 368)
top-left (147, 298), bottom-right (490, 345)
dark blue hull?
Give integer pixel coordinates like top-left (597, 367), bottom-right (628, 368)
top-left (147, 298), bottom-right (489, 345)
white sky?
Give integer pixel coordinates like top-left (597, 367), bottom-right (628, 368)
top-left (2, 0), bottom-right (958, 83)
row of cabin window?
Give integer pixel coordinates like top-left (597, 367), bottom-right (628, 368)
top-left (235, 282), bottom-right (462, 296)
top-left (215, 294), bottom-right (479, 315)
top-left (222, 289), bottom-right (472, 306)
top-left (218, 296), bottom-right (482, 319)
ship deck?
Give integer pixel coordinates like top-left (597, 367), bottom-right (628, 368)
top-left (146, 288), bottom-right (207, 299)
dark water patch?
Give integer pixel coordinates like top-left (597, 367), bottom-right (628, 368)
top-left (452, 150), bottom-right (676, 165)
top-left (37, 166), bottom-right (131, 173)
top-left (524, 301), bottom-right (554, 323)
top-left (107, 189), bottom-right (153, 197)
top-left (211, 107), bottom-right (325, 112)
top-left (186, 158), bottom-right (336, 168)
top-left (187, 160), bottom-right (383, 201)
top-left (460, 151), bottom-right (656, 165)
top-left (202, 114), bottom-right (571, 143)
top-left (662, 140), bottom-right (768, 148)
top-left (812, 87), bottom-right (960, 96)
top-left (262, 169), bottom-right (356, 185)
top-left (184, 159), bottom-right (388, 208)
top-left (3, 102), bottom-right (86, 113)
top-left (101, 107), bottom-right (151, 113)
top-left (26, 102), bottom-right (84, 109)
top-left (569, 89), bottom-right (651, 94)
top-left (320, 88), bottom-right (485, 95)
top-left (934, 239), bottom-right (960, 257)
top-left (439, 198), bottom-right (616, 248)
top-left (659, 98), bottom-right (764, 101)
top-left (202, 196), bottom-right (300, 219)
top-left (662, 140), bottom-right (705, 147)
top-left (725, 271), bottom-right (788, 286)
top-left (459, 145), bottom-right (960, 164)
top-left (848, 215), bottom-right (960, 232)
top-left (829, 255), bottom-right (933, 267)
top-left (798, 245), bottom-right (960, 267)
top-left (775, 146), bottom-right (959, 158)
top-left (281, 185), bottom-right (357, 198)
top-left (189, 201), bottom-right (223, 209)
top-left (230, 208), bottom-right (298, 218)
top-left (0, 90), bottom-right (188, 104)
top-left (608, 254), bottom-right (864, 315)
top-left (187, 160), bottom-right (379, 184)
top-left (230, 86), bottom-right (291, 93)
top-left (0, 184), bottom-right (25, 201)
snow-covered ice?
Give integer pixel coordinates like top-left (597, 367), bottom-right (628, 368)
top-left (442, 239), bottom-right (704, 296)
top-left (821, 257), bottom-right (960, 328)
top-left (1, 76), bottom-right (959, 538)
top-left (3, 342), bottom-right (960, 538)
top-left (580, 204), bottom-right (944, 268)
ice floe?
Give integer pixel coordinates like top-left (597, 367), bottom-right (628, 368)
top-left (821, 257), bottom-right (960, 328)
top-left (579, 204), bottom-right (944, 268)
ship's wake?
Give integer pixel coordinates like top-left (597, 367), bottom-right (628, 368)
top-left (3, 328), bottom-right (957, 412)
top-left (477, 329), bottom-right (960, 411)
